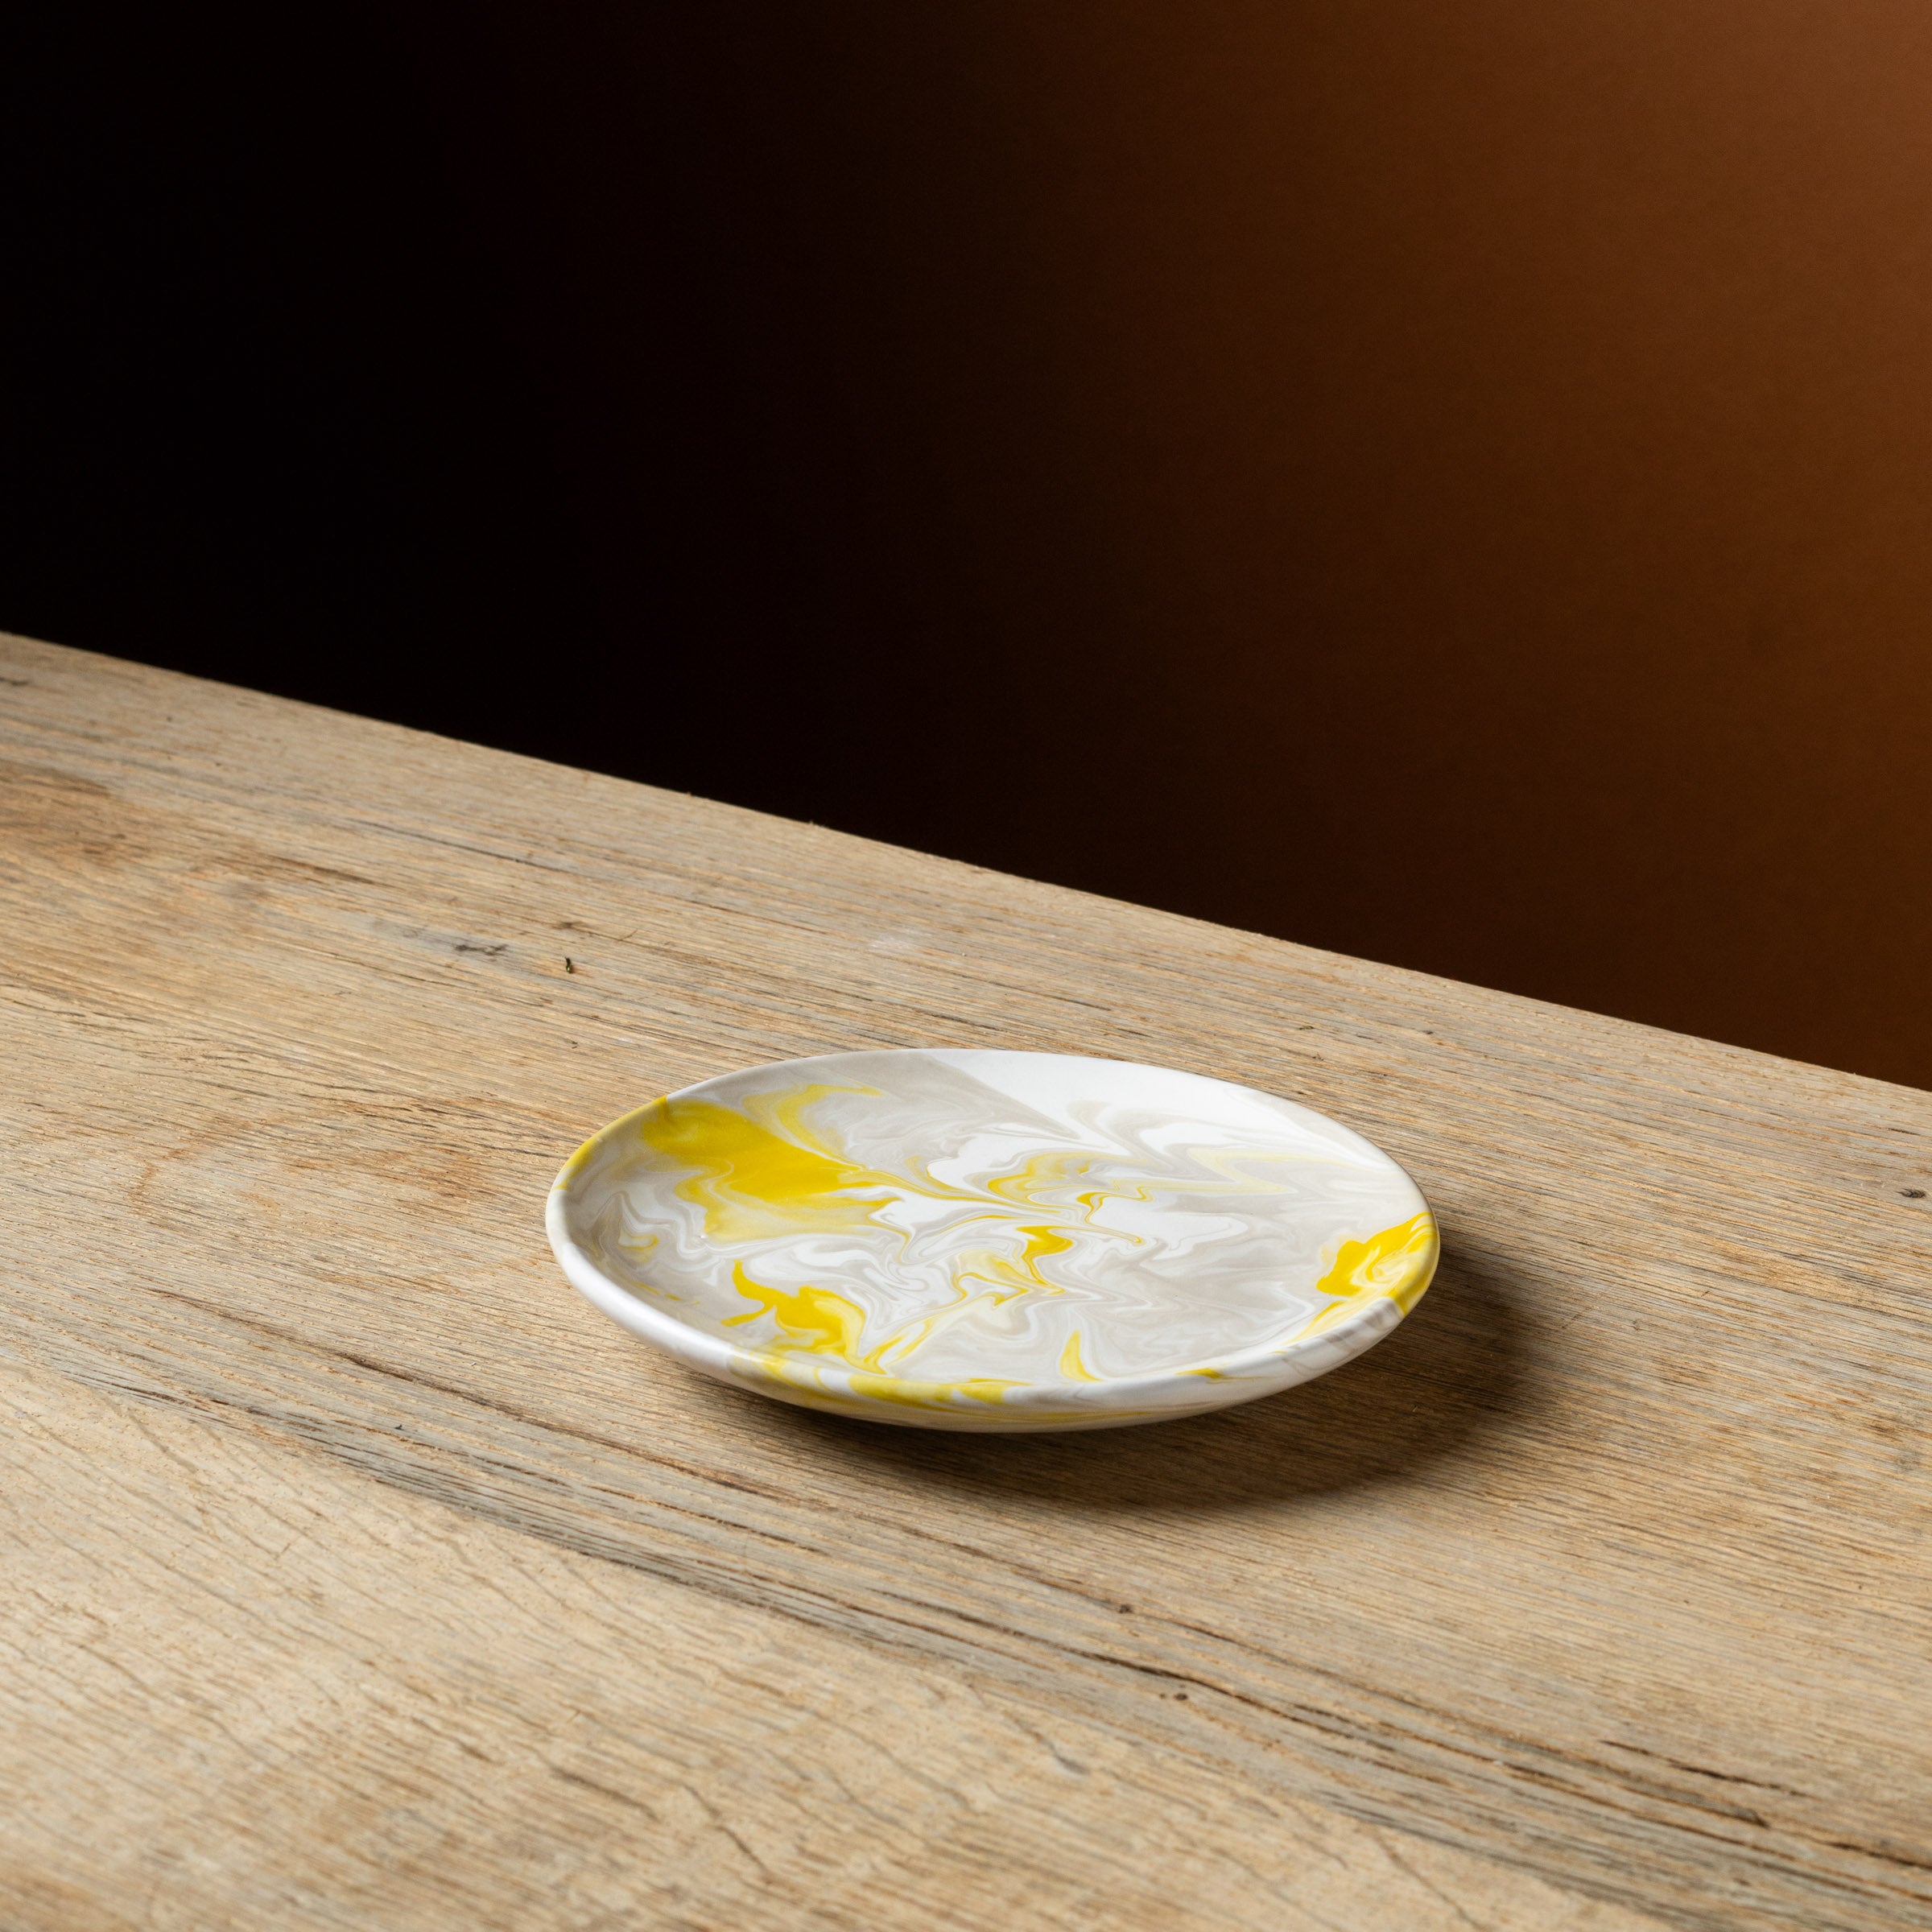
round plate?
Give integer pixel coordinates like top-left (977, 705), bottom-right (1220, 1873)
top-left (547, 1048), bottom-right (1438, 1432)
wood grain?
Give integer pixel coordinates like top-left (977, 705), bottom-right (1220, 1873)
top-left (1, 633), bottom-right (1927, 1932)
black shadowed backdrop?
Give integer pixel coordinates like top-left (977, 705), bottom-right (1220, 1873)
top-left (5, 2), bottom-right (1931, 1088)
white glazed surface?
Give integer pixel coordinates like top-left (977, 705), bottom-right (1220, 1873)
top-left (547, 1049), bottom-right (1438, 1431)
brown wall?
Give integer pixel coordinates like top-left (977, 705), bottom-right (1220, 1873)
top-left (10, 5), bottom-right (1932, 1085)
top-left (402, 1), bottom-right (1932, 1088)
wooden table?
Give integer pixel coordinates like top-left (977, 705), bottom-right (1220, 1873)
top-left (3, 634), bottom-right (1928, 1932)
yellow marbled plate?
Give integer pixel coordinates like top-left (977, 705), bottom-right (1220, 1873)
top-left (547, 1049), bottom-right (1438, 1432)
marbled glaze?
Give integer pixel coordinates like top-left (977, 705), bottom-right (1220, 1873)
top-left (547, 1050), bottom-right (1437, 1430)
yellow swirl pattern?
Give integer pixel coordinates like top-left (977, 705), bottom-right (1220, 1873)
top-left (646, 1086), bottom-right (904, 1243)
top-left (1295, 1212), bottom-right (1440, 1340)
top-left (556, 1050), bottom-right (1436, 1426)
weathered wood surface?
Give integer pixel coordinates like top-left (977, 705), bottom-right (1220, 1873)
top-left (1, 633), bottom-right (1927, 1932)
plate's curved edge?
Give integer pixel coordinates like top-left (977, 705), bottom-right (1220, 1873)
top-left (545, 1048), bottom-right (1439, 1432)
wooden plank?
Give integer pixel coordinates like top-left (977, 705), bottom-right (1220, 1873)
top-left (1, 632), bottom-right (1927, 1930)
top-left (2, 1350), bottom-right (1664, 1932)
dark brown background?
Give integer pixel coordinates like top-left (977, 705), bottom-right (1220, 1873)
top-left (6, 3), bottom-right (1930, 1087)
